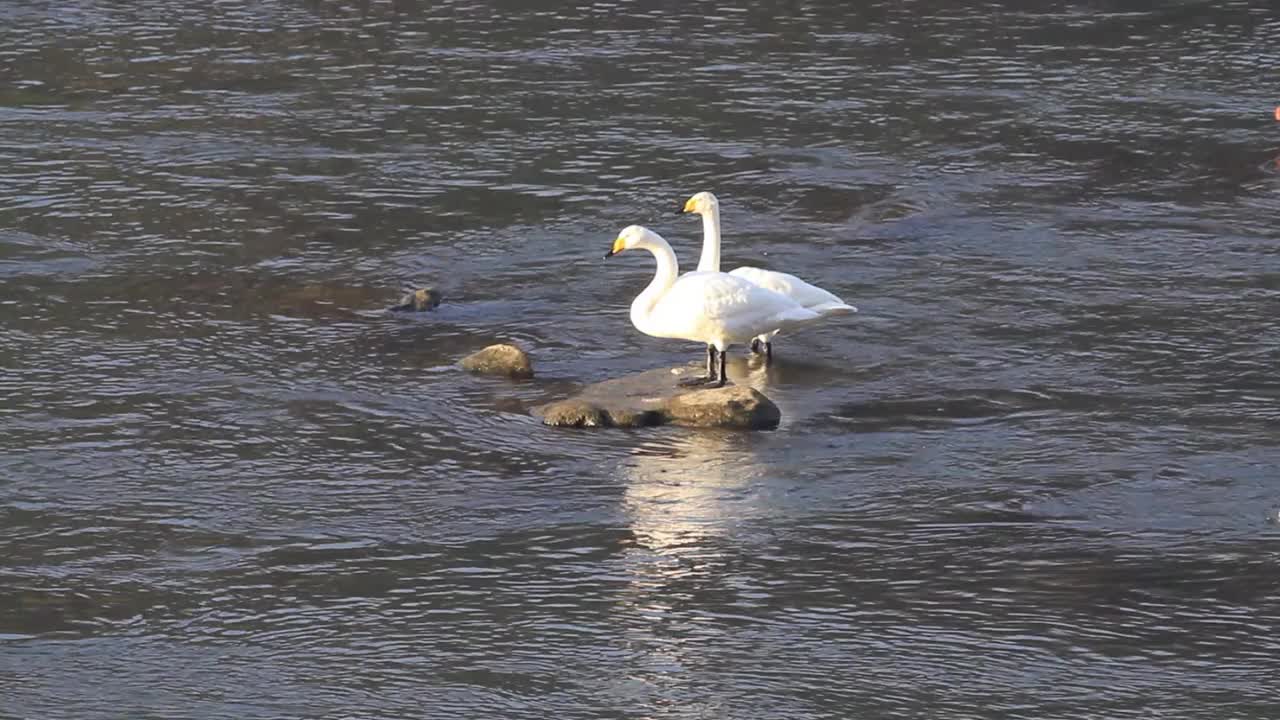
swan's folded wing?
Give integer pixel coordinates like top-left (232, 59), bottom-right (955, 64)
top-left (728, 267), bottom-right (800, 296)
top-left (729, 266), bottom-right (852, 313)
top-left (648, 272), bottom-right (750, 337)
top-left (652, 272), bottom-right (818, 341)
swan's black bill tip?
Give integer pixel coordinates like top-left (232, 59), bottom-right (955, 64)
top-left (603, 250), bottom-right (616, 259)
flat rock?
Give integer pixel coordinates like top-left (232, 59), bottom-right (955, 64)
top-left (535, 364), bottom-right (780, 430)
top-left (460, 343), bottom-right (534, 379)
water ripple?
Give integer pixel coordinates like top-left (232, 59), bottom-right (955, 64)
top-left (4, 1), bottom-right (1280, 718)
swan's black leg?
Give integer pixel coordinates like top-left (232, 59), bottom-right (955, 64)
top-left (679, 345), bottom-right (718, 387)
top-left (715, 345), bottom-right (727, 387)
top-left (764, 341), bottom-right (773, 362)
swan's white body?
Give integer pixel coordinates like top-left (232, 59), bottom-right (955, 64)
top-left (608, 226), bottom-right (821, 353)
top-left (687, 192), bottom-right (856, 347)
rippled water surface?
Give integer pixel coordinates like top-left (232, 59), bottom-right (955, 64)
top-left (3, 2), bottom-right (1280, 718)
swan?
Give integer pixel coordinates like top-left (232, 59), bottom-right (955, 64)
top-left (682, 191), bottom-right (856, 358)
top-left (604, 225), bottom-right (822, 387)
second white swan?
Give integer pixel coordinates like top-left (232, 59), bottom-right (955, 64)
top-left (683, 191), bottom-right (856, 358)
top-left (604, 225), bottom-right (821, 387)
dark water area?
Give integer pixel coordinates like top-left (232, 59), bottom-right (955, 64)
top-left (3, 1), bottom-right (1279, 717)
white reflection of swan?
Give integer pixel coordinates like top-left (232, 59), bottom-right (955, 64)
top-left (612, 431), bottom-right (776, 686)
top-left (621, 430), bottom-right (760, 555)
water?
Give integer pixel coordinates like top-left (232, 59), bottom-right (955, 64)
top-left (3, 1), bottom-right (1279, 717)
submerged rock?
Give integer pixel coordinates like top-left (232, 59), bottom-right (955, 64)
top-left (460, 343), bottom-right (534, 379)
top-left (539, 399), bottom-right (614, 428)
top-left (536, 364), bottom-right (780, 430)
top-left (390, 287), bottom-right (443, 312)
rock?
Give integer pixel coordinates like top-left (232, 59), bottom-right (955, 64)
top-left (666, 386), bottom-right (781, 428)
top-left (538, 400), bottom-right (614, 428)
top-left (535, 364), bottom-right (780, 430)
top-left (460, 343), bottom-right (534, 379)
top-left (390, 287), bottom-right (442, 312)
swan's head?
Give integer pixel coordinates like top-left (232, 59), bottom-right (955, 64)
top-left (682, 191), bottom-right (719, 216)
top-left (604, 225), bottom-right (661, 259)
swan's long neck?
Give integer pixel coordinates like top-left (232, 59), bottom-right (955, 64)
top-left (630, 236), bottom-right (679, 332)
top-left (695, 206), bottom-right (721, 273)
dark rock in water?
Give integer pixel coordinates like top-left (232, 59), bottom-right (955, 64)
top-left (460, 343), bottom-right (534, 379)
top-left (391, 288), bottom-right (442, 312)
top-left (536, 364), bottom-right (780, 430)
top-left (539, 399), bottom-right (615, 428)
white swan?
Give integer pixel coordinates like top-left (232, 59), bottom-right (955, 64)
top-left (683, 191), bottom-right (856, 358)
top-left (605, 225), bottom-right (821, 387)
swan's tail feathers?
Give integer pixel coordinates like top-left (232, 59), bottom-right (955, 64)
top-left (778, 306), bottom-right (824, 328)
top-left (811, 301), bottom-right (858, 316)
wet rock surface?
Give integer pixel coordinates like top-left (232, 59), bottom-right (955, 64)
top-left (536, 364), bottom-right (780, 430)
top-left (460, 343), bottom-right (534, 379)
top-left (390, 288), bottom-right (442, 312)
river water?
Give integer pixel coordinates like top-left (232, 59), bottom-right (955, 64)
top-left (3, 2), bottom-right (1279, 718)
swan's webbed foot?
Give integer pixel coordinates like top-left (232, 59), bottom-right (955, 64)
top-left (678, 374), bottom-right (716, 388)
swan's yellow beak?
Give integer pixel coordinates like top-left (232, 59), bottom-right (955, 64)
top-left (682, 196), bottom-right (698, 214)
top-left (603, 236), bottom-right (626, 259)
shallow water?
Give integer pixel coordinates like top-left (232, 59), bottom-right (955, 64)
top-left (3, 1), bottom-right (1279, 718)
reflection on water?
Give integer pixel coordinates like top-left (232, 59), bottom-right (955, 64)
top-left (4, 0), bottom-right (1280, 717)
top-left (624, 432), bottom-right (750, 555)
